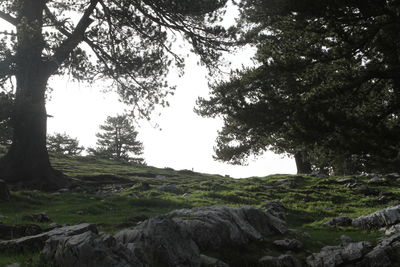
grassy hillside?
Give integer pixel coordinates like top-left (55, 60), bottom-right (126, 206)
top-left (1, 155), bottom-right (395, 266)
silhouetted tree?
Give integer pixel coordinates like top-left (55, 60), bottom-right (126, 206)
top-left (0, 92), bottom-right (13, 153)
top-left (0, 0), bottom-right (231, 189)
top-left (88, 115), bottom-right (144, 164)
top-left (197, 0), bottom-right (400, 174)
top-left (47, 133), bottom-right (84, 156)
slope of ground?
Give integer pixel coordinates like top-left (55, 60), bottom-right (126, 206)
top-left (1, 155), bottom-right (397, 266)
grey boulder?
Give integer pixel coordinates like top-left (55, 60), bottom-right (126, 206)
top-left (352, 205), bottom-right (400, 229)
top-left (115, 216), bottom-right (200, 267)
top-left (355, 233), bottom-right (400, 266)
top-left (306, 241), bottom-right (373, 267)
top-left (42, 231), bottom-right (142, 267)
top-left (200, 254), bottom-right (229, 267)
top-left (115, 206), bottom-right (287, 266)
top-left (259, 255), bottom-right (302, 267)
top-left (382, 223), bottom-right (400, 235)
top-left (168, 206), bottom-right (287, 251)
top-left (0, 223), bottom-right (96, 253)
top-left (355, 247), bottom-right (392, 267)
top-left (262, 201), bottom-right (287, 220)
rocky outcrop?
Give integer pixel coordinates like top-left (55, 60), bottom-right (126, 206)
top-left (0, 224), bottom-right (42, 240)
top-left (273, 239), bottom-right (303, 251)
top-left (355, 247), bottom-right (391, 267)
top-left (167, 206), bottom-right (287, 251)
top-left (42, 231), bottom-right (142, 267)
top-left (352, 205), bottom-right (400, 229)
top-left (200, 254), bottom-right (229, 267)
top-left (262, 201), bottom-right (287, 220)
top-left (306, 241), bottom-right (373, 267)
top-left (114, 206), bottom-right (288, 266)
top-left (5, 202), bottom-right (400, 266)
top-left (352, 233), bottom-right (400, 266)
top-left (0, 223), bottom-right (96, 253)
top-left (306, 232), bottom-right (400, 267)
top-left (0, 205), bottom-right (296, 266)
top-left (259, 255), bottom-right (302, 267)
top-left (115, 216), bottom-right (200, 267)
top-left (382, 223), bottom-right (400, 235)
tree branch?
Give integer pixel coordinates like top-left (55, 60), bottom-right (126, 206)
top-left (46, 6), bottom-right (154, 92)
top-left (0, 56), bottom-right (15, 78)
top-left (0, 10), bottom-right (17, 26)
top-left (46, 0), bottom-right (99, 74)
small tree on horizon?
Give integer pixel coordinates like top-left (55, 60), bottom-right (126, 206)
top-left (47, 133), bottom-right (84, 156)
top-left (88, 115), bottom-right (145, 164)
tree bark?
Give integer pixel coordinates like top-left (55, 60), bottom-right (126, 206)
top-left (0, 0), bottom-right (68, 190)
top-left (294, 151), bottom-right (312, 174)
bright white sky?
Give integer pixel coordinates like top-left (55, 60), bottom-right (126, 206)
top-left (1, 2), bottom-right (296, 178)
top-left (45, 53), bottom-right (296, 178)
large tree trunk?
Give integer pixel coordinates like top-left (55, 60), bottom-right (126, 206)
top-left (294, 151), bottom-right (312, 174)
top-left (0, 0), bottom-right (68, 190)
top-left (0, 75), bottom-right (68, 190)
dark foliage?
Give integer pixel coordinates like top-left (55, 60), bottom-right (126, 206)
top-left (0, 92), bottom-right (13, 149)
top-left (47, 132), bottom-right (84, 156)
top-left (197, 0), bottom-right (400, 174)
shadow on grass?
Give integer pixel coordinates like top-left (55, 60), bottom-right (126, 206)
top-left (286, 209), bottom-right (336, 228)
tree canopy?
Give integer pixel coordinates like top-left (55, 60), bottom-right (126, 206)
top-left (0, 0), bottom-right (231, 117)
top-left (197, 0), bottom-right (400, 174)
top-left (88, 114), bottom-right (144, 163)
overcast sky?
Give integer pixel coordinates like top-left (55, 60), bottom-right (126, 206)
top-left (1, 3), bottom-right (297, 178)
top-left (45, 49), bottom-right (296, 178)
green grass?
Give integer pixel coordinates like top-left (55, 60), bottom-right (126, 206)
top-left (1, 155), bottom-right (397, 266)
top-left (298, 227), bottom-right (383, 252)
top-left (0, 252), bottom-right (48, 267)
top-left (0, 192), bottom-right (192, 234)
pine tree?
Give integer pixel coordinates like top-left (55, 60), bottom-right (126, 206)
top-left (197, 0), bottom-right (400, 174)
top-left (88, 115), bottom-right (144, 164)
top-left (47, 133), bottom-right (84, 156)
